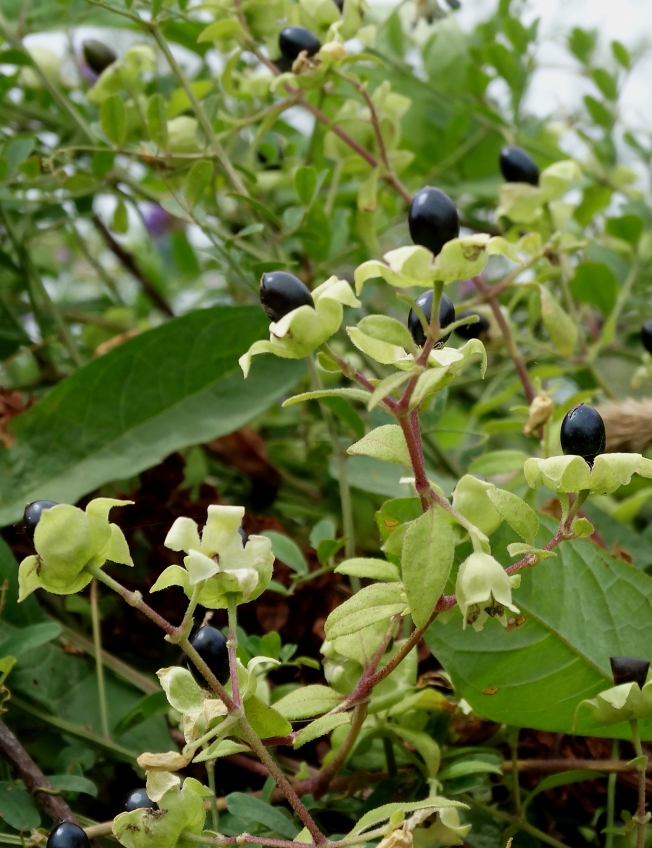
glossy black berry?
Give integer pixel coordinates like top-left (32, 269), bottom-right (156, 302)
top-left (23, 500), bottom-right (58, 544)
top-left (499, 146), bottom-right (540, 186)
top-left (560, 404), bottom-right (606, 465)
top-left (260, 272), bottom-right (314, 323)
top-left (47, 822), bottom-right (90, 848)
top-left (641, 320), bottom-right (652, 355)
top-left (278, 27), bottom-right (321, 62)
top-left (454, 310), bottom-right (490, 340)
top-left (188, 625), bottom-right (229, 687)
top-left (408, 291), bottom-right (456, 347)
top-left (82, 40), bottom-right (117, 75)
top-left (610, 656), bottom-right (650, 689)
top-left (408, 187), bottom-right (459, 257)
top-left (122, 787), bottom-right (158, 813)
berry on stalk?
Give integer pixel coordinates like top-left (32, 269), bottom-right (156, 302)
top-left (278, 27), bottom-right (321, 62)
top-left (260, 272), bottom-right (314, 323)
top-left (122, 787), bottom-right (158, 813)
top-left (23, 500), bottom-right (58, 544)
top-left (610, 656), bottom-right (650, 690)
top-left (560, 403), bottom-right (606, 465)
top-left (188, 625), bottom-right (229, 687)
top-left (82, 40), bottom-right (117, 75)
top-left (408, 187), bottom-right (459, 257)
top-left (641, 320), bottom-right (652, 354)
top-left (46, 822), bottom-right (90, 848)
top-left (408, 290), bottom-right (456, 347)
top-left (499, 146), bottom-right (540, 186)
top-left (454, 310), bottom-right (490, 340)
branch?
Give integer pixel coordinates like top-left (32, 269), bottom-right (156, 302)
top-left (0, 719), bottom-right (80, 823)
top-left (92, 216), bottom-right (175, 318)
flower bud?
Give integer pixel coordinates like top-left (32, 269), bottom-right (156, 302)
top-left (455, 552), bottom-right (519, 632)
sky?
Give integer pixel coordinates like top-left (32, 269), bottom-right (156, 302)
top-left (371, 0), bottom-right (652, 131)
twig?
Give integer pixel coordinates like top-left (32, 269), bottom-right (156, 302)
top-left (92, 215), bottom-right (175, 318)
top-left (502, 757), bottom-right (652, 774)
top-left (472, 275), bottom-right (536, 404)
top-left (629, 719), bottom-right (647, 848)
top-left (227, 595), bottom-right (241, 708)
top-left (606, 739), bottom-right (619, 848)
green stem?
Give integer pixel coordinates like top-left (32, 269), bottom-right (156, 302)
top-left (461, 793), bottom-right (570, 848)
top-left (90, 579), bottom-right (110, 740)
top-left (88, 564), bottom-right (177, 638)
top-left (150, 26), bottom-right (248, 197)
top-left (629, 719), bottom-right (647, 848)
top-left (592, 260), bottom-right (640, 360)
top-left (177, 583), bottom-right (203, 642)
top-left (605, 737), bottom-right (618, 848)
top-left (205, 758), bottom-right (219, 832)
top-left (306, 355), bottom-right (358, 587)
top-left (511, 729), bottom-right (522, 818)
top-left (314, 703), bottom-right (368, 793)
top-left (10, 696), bottom-right (135, 761)
top-left (227, 595), bottom-right (241, 708)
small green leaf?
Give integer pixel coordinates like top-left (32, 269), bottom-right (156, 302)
top-left (539, 286), bottom-right (577, 357)
top-left (113, 691), bottom-right (169, 735)
top-left (523, 769), bottom-right (599, 809)
top-left (47, 775), bottom-right (98, 797)
top-left (185, 160), bottom-right (213, 208)
top-left (261, 530), bottom-right (308, 575)
top-left (274, 684), bottom-right (343, 720)
top-left (92, 149), bottom-right (115, 179)
top-left (572, 517), bottom-right (594, 538)
top-left (390, 726), bottom-right (440, 777)
top-left (293, 712), bottom-right (351, 748)
top-left (294, 166), bottom-right (317, 206)
top-left (226, 793), bottom-right (298, 839)
top-left (611, 40), bottom-right (630, 69)
top-left (283, 388), bottom-right (370, 407)
top-left (244, 695), bottom-right (292, 739)
top-left (402, 508), bottom-right (455, 629)
top-left (325, 583), bottom-right (406, 639)
top-left (347, 425), bottom-right (410, 466)
top-left (193, 740), bottom-right (249, 763)
top-left (100, 94), bottom-right (126, 145)
top-left (0, 622), bottom-right (61, 657)
top-left (469, 450), bottom-right (530, 477)
top-left (197, 20), bottom-right (244, 43)
top-left (357, 314), bottom-right (415, 351)
top-left (349, 799), bottom-right (466, 836)
top-left (0, 782), bottom-right (40, 831)
top-left (335, 557), bottom-right (400, 582)
top-left (310, 518), bottom-right (336, 548)
top-left (111, 199), bottom-right (129, 234)
top-left (487, 489), bottom-right (539, 544)
top-left (147, 93), bottom-right (168, 148)
top-left (438, 759), bottom-right (502, 781)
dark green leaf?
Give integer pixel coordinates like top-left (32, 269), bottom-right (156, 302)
top-left (294, 166), bottom-right (317, 206)
top-left (46, 775), bottom-right (98, 797)
top-left (226, 793), bottom-right (299, 840)
top-left (0, 307), bottom-right (303, 525)
top-left (0, 622), bottom-right (61, 658)
top-left (100, 95), bottom-right (127, 145)
top-left (113, 691), bottom-right (169, 734)
top-left (147, 93), bottom-right (168, 148)
top-left (570, 262), bottom-right (618, 315)
top-left (185, 160), bottom-right (213, 208)
top-left (0, 782), bottom-right (40, 831)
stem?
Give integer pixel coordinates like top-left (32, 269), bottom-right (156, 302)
top-left (472, 275), bottom-right (536, 404)
top-left (205, 760), bottom-right (219, 832)
top-left (306, 356), bottom-right (357, 579)
top-left (177, 583), bottom-right (203, 643)
top-left (237, 720), bottom-right (327, 846)
top-left (227, 595), bottom-right (241, 708)
top-left (461, 793), bottom-right (570, 848)
top-left (320, 343), bottom-right (396, 410)
top-left (90, 579), bottom-right (110, 740)
top-left (87, 564), bottom-right (177, 638)
top-left (184, 835), bottom-right (314, 848)
top-left (313, 703), bottom-right (368, 794)
top-left (605, 738), bottom-right (618, 848)
top-left (592, 260), bottom-right (640, 360)
top-left (511, 729), bottom-right (522, 818)
top-left (180, 636), bottom-right (236, 712)
top-left (629, 719), bottom-right (647, 848)
top-left (150, 26), bottom-right (249, 197)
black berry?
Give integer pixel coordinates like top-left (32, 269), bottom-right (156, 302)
top-left (408, 187), bottom-right (459, 257)
top-left (408, 291), bottom-right (456, 347)
top-left (641, 320), bottom-right (652, 355)
top-left (23, 500), bottom-right (58, 544)
top-left (82, 40), bottom-right (117, 75)
top-left (47, 822), bottom-right (90, 848)
top-left (188, 625), bottom-right (229, 687)
top-left (610, 656), bottom-right (650, 689)
top-left (454, 310), bottom-right (490, 340)
top-left (278, 27), bottom-right (321, 62)
top-left (560, 404), bottom-right (606, 465)
top-left (122, 787), bottom-right (158, 813)
top-left (260, 272), bottom-right (314, 323)
top-left (499, 146), bottom-right (540, 186)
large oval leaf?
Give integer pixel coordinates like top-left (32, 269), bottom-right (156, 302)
top-left (426, 519), bottom-right (652, 739)
top-left (0, 306), bottom-right (302, 525)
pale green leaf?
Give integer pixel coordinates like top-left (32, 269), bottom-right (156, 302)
top-left (324, 583), bottom-right (406, 639)
top-left (244, 695), bottom-right (292, 739)
top-left (487, 488), bottom-right (539, 544)
top-left (335, 557), bottom-right (400, 582)
top-left (282, 388), bottom-right (370, 407)
top-left (402, 509), bottom-right (454, 628)
top-left (539, 285), bottom-right (578, 357)
top-left (293, 712), bottom-right (351, 748)
top-left (357, 314), bottom-right (415, 351)
top-left (197, 20), bottom-right (244, 42)
top-left (347, 425), bottom-right (410, 466)
top-left (274, 685), bottom-right (343, 720)
top-left (185, 160), bottom-right (213, 208)
top-left (100, 94), bottom-right (126, 145)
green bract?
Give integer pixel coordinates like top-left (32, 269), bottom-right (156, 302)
top-left (574, 680), bottom-right (652, 727)
top-left (18, 498), bottom-right (133, 600)
top-left (113, 773), bottom-right (209, 848)
top-left (353, 234), bottom-right (535, 293)
top-left (524, 453), bottom-right (652, 495)
top-left (239, 276), bottom-right (360, 376)
top-left (497, 159), bottom-right (582, 224)
top-left (157, 667), bottom-right (228, 746)
top-left (409, 805), bottom-right (471, 848)
top-left (455, 552), bottom-right (519, 632)
top-left (152, 505), bottom-right (274, 608)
